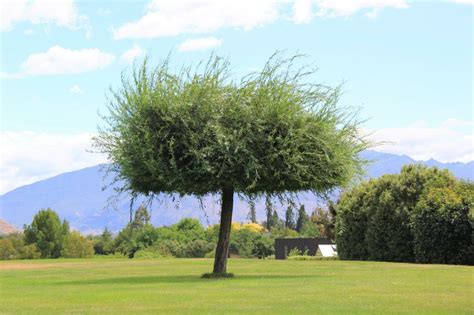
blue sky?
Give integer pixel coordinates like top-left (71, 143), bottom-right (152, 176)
top-left (0, 0), bottom-right (473, 193)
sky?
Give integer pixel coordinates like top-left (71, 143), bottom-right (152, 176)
top-left (0, 0), bottom-right (473, 194)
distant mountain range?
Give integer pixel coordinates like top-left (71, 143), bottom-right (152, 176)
top-left (1, 150), bottom-right (472, 234)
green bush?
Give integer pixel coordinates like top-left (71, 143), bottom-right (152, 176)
top-left (184, 240), bottom-right (214, 258)
top-left (336, 165), bottom-right (472, 265)
top-left (0, 238), bottom-right (17, 260)
top-left (335, 183), bottom-right (369, 260)
top-left (252, 235), bottom-right (274, 259)
top-left (133, 247), bottom-right (164, 259)
top-left (20, 244), bottom-right (41, 259)
top-left (412, 188), bottom-right (473, 265)
top-left (62, 231), bottom-right (94, 258)
top-left (155, 240), bottom-right (185, 257)
top-left (230, 228), bottom-right (260, 258)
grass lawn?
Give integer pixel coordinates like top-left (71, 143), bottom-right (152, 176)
top-left (0, 258), bottom-right (472, 314)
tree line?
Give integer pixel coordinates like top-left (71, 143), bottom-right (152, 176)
top-left (0, 209), bottom-right (94, 260)
top-left (0, 201), bottom-right (336, 260)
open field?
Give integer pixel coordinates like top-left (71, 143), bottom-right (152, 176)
top-left (0, 258), bottom-right (472, 314)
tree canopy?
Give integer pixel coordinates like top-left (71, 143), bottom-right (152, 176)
top-left (96, 54), bottom-right (368, 198)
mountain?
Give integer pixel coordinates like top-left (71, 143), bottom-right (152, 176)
top-left (0, 151), bottom-right (472, 233)
top-left (0, 219), bottom-right (19, 235)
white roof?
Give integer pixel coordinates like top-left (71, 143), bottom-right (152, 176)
top-left (318, 244), bottom-right (337, 257)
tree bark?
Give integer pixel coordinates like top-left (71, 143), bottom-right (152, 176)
top-left (213, 188), bottom-right (234, 274)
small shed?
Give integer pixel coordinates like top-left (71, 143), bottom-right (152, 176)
top-left (274, 237), bottom-right (334, 259)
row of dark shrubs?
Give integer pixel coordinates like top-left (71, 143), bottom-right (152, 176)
top-left (335, 165), bottom-right (473, 265)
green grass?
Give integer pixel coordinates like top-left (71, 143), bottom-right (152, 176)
top-left (0, 258), bottom-right (472, 314)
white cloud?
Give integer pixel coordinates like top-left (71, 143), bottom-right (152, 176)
top-left (178, 37), bottom-right (222, 52)
top-left (449, 0), bottom-right (474, 5)
top-left (69, 84), bottom-right (81, 94)
top-left (314, 0), bottom-right (409, 17)
top-left (120, 45), bottom-right (144, 64)
top-left (1, 0), bottom-right (89, 32)
top-left (13, 45), bottom-right (115, 77)
top-left (113, 0), bottom-right (281, 39)
top-left (292, 0), bottom-right (314, 24)
top-left (0, 132), bottom-right (107, 194)
top-left (368, 119), bottom-right (474, 163)
top-left (112, 0), bottom-right (410, 39)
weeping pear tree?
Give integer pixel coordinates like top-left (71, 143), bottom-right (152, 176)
top-left (95, 54), bottom-right (369, 274)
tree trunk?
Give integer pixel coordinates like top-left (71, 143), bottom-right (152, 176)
top-left (213, 188), bottom-right (234, 274)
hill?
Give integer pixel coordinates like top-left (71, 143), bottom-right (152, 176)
top-left (0, 219), bottom-right (19, 235)
top-left (0, 151), bottom-right (472, 233)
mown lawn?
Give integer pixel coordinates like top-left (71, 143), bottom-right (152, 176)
top-left (0, 258), bottom-right (472, 314)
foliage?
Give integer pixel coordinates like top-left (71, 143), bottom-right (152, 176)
top-left (62, 231), bottom-right (94, 258)
top-left (300, 220), bottom-right (321, 237)
top-left (265, 196), bottom-right (275, 230)
top-left (113, 206), bottom-right (159, 257)
top-left (23, 208), bottom-right (69, 258)
top-left (241, 223), bottom-right (265, 233)
top-left (95, 53), bottom-right (369, 197)
top-left (183, 240), bottom-right (214, 258)
top-left (93, 227), bottom-right (114, 255)
top-left (0, 238), bottom-right (17, 260)
top-left (295, 205), bottom-right (309, 233)
top-left (309, 205), bottom-right (336, 240)
top-left (154, 240), bottom-right (185, 257)
top-left (288, 247), bottom-right (309, 257)
top-left (271, 227), bottom-right (299, 239)
top-left (19, 244), bottom-right (41, 259)
top-left (131, 205), bottom-right (151, 230)
top-left (174, 218), bottom-right (206, 242)
top-left (412, 188), bottom-right (473, 265)
top-left (252, 235), bottom-right (274, 258)
top-left (285, 205), bottom-right (295, 229)
top-left (336, 165), bottom-right (472, 264)
top-left (247, 199), bottom-right (257, 223)
top-left (133, 247), bottom-right (165, 259)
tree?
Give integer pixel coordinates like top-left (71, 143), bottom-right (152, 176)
top-left (247, 198), bottom-right (257, 224)
top-left (285, 204), bottom-right (295, 230)
top-left (62, 231), bottom-right (94, 258)
top-left (265, 196), bottom-right (274, 230)
top-left (309, 206), bottom-right (334, 240)
top-left (93, 227), bottom-right (114, 255)
top-left (95, 54), bottom-right (369, 274)
top-left (296, 205), bottom-right (309, 233)
top-left (131, 205), bottom-right (150, 230)
top-left (24, 209), bottom-right (69, 258)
